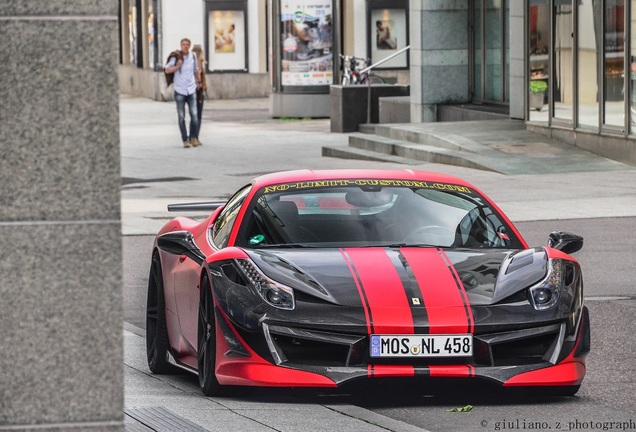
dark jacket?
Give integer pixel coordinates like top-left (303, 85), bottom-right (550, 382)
top-left (164, 50), bottom-right (184, 87)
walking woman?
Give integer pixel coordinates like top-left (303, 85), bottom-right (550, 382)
top-left (192, 44), bottom-right (208, 143)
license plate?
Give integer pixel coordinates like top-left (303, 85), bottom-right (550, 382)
top-left (370, 334), bottom-right (473, 358)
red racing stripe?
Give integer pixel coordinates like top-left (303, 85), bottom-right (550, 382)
top-left (343, 248), bottom-right (414, 335)
top-left (438, 249), bottom-right (475, 334)
top-left (400, 248), bottom-right (469, 334)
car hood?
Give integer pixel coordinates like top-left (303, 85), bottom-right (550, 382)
top-left (245, 246), bottom-right (548, 308)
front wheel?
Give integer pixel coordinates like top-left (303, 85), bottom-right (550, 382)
top-left (198, 274), bottom-right (223, 396)
top-left (146, 252), bottom-right (176, 374)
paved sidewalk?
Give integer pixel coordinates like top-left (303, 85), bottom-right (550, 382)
top-left (120, 95), bottom-right (636, 432)
top-left (120, 95), bottom-right (636, 236)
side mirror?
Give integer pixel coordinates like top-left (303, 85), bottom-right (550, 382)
top-left (547, 231), bottom-right (584, 255)
top-left (157, 231), bottom-right (206, 265)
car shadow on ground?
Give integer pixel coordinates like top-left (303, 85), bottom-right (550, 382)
top-left (175, 375), bottom-right (582, 407)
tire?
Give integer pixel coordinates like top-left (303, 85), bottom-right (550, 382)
top-left (198, 274), bottom-right (223, 396)
top-left (146, 252), bottom-right (175, 374)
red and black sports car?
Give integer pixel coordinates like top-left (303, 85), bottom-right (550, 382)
top-left (146, 169), bottom-right (590, 396)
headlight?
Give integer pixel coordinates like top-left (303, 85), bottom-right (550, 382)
top-left (236, 259), bottom-right (295, 310)
top-left (528, 259), bottom-right (563, 310)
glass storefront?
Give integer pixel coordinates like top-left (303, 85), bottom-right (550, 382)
top-left (577, 0), bottom-right (599, 128)
top-left (529, 2), bottom-right (549, 121)
top-left (604, 0), bottom-right (625, 128)
top-left (528, 0), bottom-right (635, 135)
top-left (553, 2), bottom-right (573, 123)
top-left (473, 0), bottom-right (509, 104)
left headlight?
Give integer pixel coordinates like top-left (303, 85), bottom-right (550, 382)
top-left (528, 258), bottom-right (563, 310)
top-left (235, 259), bottom-right (295, 310)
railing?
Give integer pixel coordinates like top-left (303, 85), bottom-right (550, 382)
top-left (359, 45), bottom-right (411, 124)
top-left (359, 45), bottom-right (410, 76)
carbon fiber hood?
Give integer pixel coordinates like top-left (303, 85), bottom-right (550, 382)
top-left (245, 247), bottom-right (548, 307)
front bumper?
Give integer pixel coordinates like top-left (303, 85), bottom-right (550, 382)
top-left (213, 305), bottom-right (590, 388)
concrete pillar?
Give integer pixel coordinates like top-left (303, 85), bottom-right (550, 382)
top-left (410, 0), bottom-right (469, 122)
top-left (509, 1), bottom-right (526, 120)
top-left (0, 2), bottom-right (124, 431)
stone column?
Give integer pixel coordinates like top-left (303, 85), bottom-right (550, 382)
top-left (410, 0), bottom-right (470, 122)
top-left (509, 1), bottom-right (526, 120)
top-left (0, 2), bottom-right (124, 431)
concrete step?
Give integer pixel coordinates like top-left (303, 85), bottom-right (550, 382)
top-left (321, 144), bottom-right (422, 165)
top-left (358, 123), bottom-right (376, 134)
top-left (373, 124), bottom-right (484, 152)
top-left (334, 133), bottom-right (501, 172)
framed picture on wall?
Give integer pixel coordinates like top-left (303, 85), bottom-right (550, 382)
top-left (368, 0), bottom-right (409, 69)
top-left (205, 1), bottom-right (248, 72)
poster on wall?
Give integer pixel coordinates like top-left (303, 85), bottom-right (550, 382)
top-left (280, 1), bottom-right (333, 87)
top-left (208, 10), bottom-right (246, 71)
top-left (370, 8), bottom-right (408, 68)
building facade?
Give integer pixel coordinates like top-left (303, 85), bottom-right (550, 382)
top-left (118, 0), bottom-right (636, 166)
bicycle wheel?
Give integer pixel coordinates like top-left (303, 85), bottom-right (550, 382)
top-left (368, 74), bottom-right (385, 84)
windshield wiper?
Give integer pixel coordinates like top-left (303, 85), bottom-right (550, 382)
top-left (255, 243), bottom-right (318, 249)
top-left (363, 243), bottom-right (436, 248)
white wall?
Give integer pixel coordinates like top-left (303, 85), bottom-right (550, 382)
top-left (160, 0), bottom-right (264, 73)
top-left (353, 1), bottom-right (367, 58)
top-left (161, 0), bottom-right (206, 63)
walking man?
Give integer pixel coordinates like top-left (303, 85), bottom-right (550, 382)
top-left (164, 38), bottom-right (201, 148)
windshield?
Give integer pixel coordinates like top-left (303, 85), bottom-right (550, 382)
top-left (236, 180), bottom-right (523, 249)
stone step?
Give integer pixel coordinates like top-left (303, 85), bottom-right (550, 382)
top-left (373, 124), bottom-right (484, 152)
top-left (321, 144), bottom-right (422, 165)
top-left (346, 133), bottom-right (499, 172)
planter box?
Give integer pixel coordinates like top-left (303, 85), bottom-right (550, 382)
top-left (330, 84), bottom-right (410, 133)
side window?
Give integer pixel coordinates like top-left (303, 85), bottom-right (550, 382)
top-left (212, 185), bottom-right (251, 248)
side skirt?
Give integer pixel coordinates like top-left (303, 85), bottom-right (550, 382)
top-left (167, 351), bottom-right (199, 375)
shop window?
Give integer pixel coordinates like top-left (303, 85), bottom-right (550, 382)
top-left (553, 2), bottom-right (573, 123)
top-left (529, 1), bottom-right (549, 121)
top-left (604, 0), bottom-right (625, 128)
top-left (577, 0), bottom-right (600, 129)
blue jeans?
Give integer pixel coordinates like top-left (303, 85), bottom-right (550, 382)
top-left (174, 91), bottom-right (199, 142)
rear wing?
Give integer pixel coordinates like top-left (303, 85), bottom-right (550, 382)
top-left (167, 201), bottom-right (226, 212)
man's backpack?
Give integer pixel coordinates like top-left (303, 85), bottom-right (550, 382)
top-left (164, 51), bottom-right (183, 87)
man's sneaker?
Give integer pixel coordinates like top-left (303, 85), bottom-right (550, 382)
top-left (183, 140), bottom-right (192, 148)
top-left (191, 138), bottom-right (202, 147)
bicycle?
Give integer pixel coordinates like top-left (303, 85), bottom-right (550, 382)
top-left (340, 55), bottom-right (386, 85)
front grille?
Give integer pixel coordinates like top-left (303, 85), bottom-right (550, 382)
top-left (266, 324), bottom-right (561, 369)
top-left (272, 333), bottom-right (352, 366)
top-left (490, 333), bottom-right (557, 366)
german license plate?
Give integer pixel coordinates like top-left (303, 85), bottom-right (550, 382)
top-left (370, 334), bottom-right (473, 358)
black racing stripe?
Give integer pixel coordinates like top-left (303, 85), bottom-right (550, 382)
top-left (393, 249), bottom-right (429, 334)
top-left (340, 248), bottom-right (375, 334)
top-left (438, 248), bottom-right (474, 333)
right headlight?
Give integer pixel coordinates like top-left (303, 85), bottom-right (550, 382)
top-left (528, 258), bottom-right (563, 310)
top-left (235, 259), bottom-right (296, 310)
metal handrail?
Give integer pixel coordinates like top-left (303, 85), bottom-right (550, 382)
top-left (361, 45), bottom-right (411, 124)
top-left (360, 45), bottom-right (410, 75)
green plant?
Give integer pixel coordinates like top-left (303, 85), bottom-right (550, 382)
top-left (530, 80), bottom-right (548, 94)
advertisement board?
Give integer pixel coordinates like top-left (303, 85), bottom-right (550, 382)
top-left (280, 1), bottom-right (333, 87)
